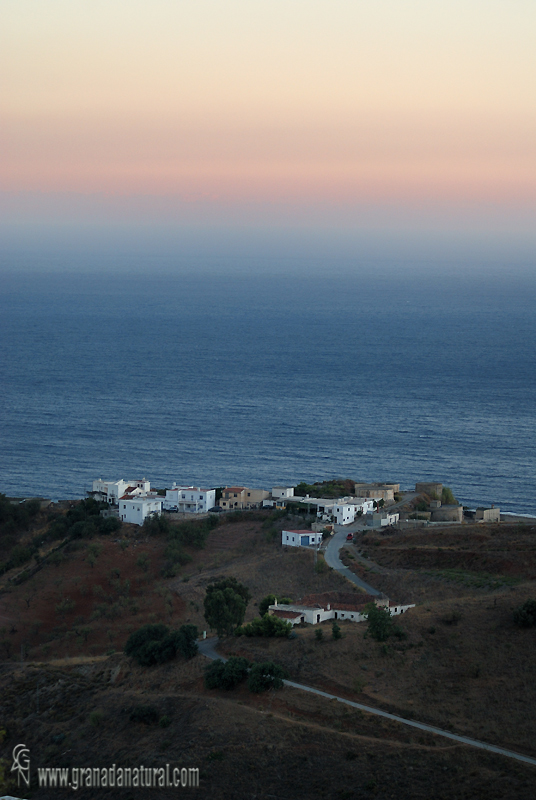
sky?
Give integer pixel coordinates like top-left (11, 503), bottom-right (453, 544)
top-left (1, 1), bottom-right (535, 267)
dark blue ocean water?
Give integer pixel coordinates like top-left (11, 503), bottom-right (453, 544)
top-left (1, 264), bottom-right (535, 514)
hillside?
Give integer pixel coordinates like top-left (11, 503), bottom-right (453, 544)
top-left (1, 510), bottom-right (536, 797)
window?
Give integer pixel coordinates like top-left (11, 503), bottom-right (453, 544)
top-left (247, 492), bottom-right (251, 496)
top-left (233, 493), bottom-right (237, 497)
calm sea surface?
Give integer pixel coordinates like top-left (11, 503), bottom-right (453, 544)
top-left (1, 265), bottom-right (535, 514)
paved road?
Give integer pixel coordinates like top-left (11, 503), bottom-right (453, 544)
top-left (197, 637), bottom-right (536, 768)
top-left (324, 528), bottom-right (381, 596)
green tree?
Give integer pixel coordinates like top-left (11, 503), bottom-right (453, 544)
top-left (247, 661), bottom-right (288, 693)
top-left (441, 487), bottom-right (457, 505)
top-left (258, 594), bottom-right (292, 616)
top-left (331, 622), bottom-right (342, 640)
top-left (204, 657), bottom-right (251, 690)
top-left (363, 603), bottom-right (394, 642)
top-left (204, 578), bottom-right (251, 636)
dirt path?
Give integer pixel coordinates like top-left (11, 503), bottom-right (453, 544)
top-left (198, 637), bottom-right (536, 769)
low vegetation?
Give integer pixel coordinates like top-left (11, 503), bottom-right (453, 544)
top-left (236, 614), bottom-right (292, 638)
top-left (363, 604), bottom-right (407, 642)
top-left (124, 622), bottom-right (198, 665)
top-left (247, 661), bottom-right (289, 693)
top-left (204, 657), bottom-right (251, 690)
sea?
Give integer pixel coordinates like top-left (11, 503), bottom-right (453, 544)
top-left (1, 258), bottom-right (535, 515)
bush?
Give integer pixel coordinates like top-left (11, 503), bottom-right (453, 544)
top-left (315, 628), bottom-right (323, 641)
top-left (513, 599), bottom-right (536, 628)
top-left (124, 623), bottom-right (198, 665)
top-left (176, 624), bottom-right (199, 659)
top-left (237, 615), bottom-right (292, 638)
top-left (204, 657), bottom-right (251, 690)
top-left (248, 661), bottom-right (288, 693)
top-left (331, 622), bottom-right (342, 640)
top-left (89, 710), bottom-right (104, 727)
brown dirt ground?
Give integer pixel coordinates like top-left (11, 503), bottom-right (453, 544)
top-left (2, 516), bottom-right (536, 798)
top-left (1, 653), bottom-right (536, 800)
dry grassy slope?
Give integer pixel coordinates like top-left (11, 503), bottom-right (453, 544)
top-left (359, 523), bottom-right (536, 580)
top-left (2, 515), bottom-right (536, 797)
top-left (0, 516), bottom-right (351, 661)
top-left (1, 654), bottom-right (535, 800)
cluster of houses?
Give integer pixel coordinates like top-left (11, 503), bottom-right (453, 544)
top-left (89, 478), bottom-right (499, 530)
top-left (268, 591), bottom-right (415, 626)
top-left (89, 478), bottom-right (401, 528)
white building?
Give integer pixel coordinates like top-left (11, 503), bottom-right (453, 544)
top-left (367, 511), bottom-right (400, 528)
top-left (268, 591), bottom-right (415, 626)
top-left (281, 529), bottom-right (323, 548)
top-left (91, 478), bottom-right (151, 506)
top-left (119, 494), bottom-right (162, 526)
top-left (272, 486), bottom-right (295, 499)
top-left (332, 499), bottom-right (375, 525)
top-left (163, 485), bottom-right (216, 513)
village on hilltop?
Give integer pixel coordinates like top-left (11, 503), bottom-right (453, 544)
top-left (89, 476), bottom-right (500, 529)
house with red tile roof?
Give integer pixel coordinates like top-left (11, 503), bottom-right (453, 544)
top-left (268, 591), bottom-right (414, 626)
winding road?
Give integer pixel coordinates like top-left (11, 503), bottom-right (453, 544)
top-left (197, 523), bottom-right (536, 769)
top-left (323, 527), bottom-right (380, 595)
top-left (197, 637), bottom-right (536, 768)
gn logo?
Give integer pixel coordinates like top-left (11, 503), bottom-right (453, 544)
top-left (11, 743), bottom-right (31, 788)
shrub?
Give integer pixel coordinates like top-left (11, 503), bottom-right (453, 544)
top-left (204, 657), bottom-right (251, 690)
top-left (332, 622), bottom-right (342, 640)
top-left (314, 556), bottom-right (327, 574)
top-left (247, 661), bottom-right (288, 693)
top-left (159, 715), bottom-right (171, 728)
top-left (237, 615), bottom-right (292, 638)
top-left (513, 599), bottom-right (536, 628)
top-left (175, 624), bottom-right (199, 659)
top-left (124, 623), bottom-right (198, 665)
top-left (204, 659), bottom-right (226, 690)
top-left (315, 628), bottom-right (323, 641)
top-left (89, 710), bottom-right (104, 727)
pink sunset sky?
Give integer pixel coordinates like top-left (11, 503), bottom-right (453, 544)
top-left (1, 0), bottom-right (535, 260)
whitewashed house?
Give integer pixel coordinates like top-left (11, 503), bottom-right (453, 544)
top-left (281, 529), bottom-right (323, 548)
top-left (268, 591), bottom-right (414, 626)
top-left (332, 499), bottom-right (375, 525)
top-left (119, 494), bottom-right (162, 526)
top-left (91, 478), bottom-right (151, 506)
top-left (272, 486), bottom-right (295, 499)
top-left (163, 485), bottom-right (216, 513)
